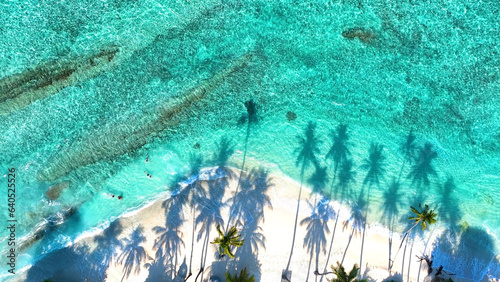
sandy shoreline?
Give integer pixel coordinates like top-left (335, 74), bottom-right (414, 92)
top-left (11, 167), bottom-right (484, 282)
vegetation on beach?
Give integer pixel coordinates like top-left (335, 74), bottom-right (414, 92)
top-left (225, 267), bottom-right (256, 282)
top-left (326, 262), bottom-right (367, 282)
top-left (211, 224), bottom-right (245, 258)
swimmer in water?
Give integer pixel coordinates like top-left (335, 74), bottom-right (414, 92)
top-left (118, 196), bottom-right (122, 200)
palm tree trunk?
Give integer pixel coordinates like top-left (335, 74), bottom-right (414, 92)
top-left (319, 207), bottom-right (340, 282)
top-left (226, 122), bottom-right (251, 231)
top-left (390, 221), bottom-right (420, 270)
top-left (359, 213), bottom-right (367, 277)
top-left (341, 227), bottom-right (355, 265)
top-left (417, 229), bottom-right (435, 282)
top-left (185, 207), bottom-right (196, 281)
top-left (388, 220), bottom-right (393, 274)
top-left (284, 164), bottom-right (306, 275)
top-left (401, 236), bottom-right (408, 279)
top-left (306, 250), bottom-right (313, 282)
top-left (407, 239), bottom-right (414, 282)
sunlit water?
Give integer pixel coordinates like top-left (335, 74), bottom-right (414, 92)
top-left (0, 0), bottom-right (499, 280)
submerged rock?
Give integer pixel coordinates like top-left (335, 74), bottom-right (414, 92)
top-left (342, 27), bottom-right (377, 44)
top-left (45, 180), bottom-right (72, 200)
top-left (0, 46), bottom-right (120, 116)
top-left (286, 111), bottom-right (297, 121)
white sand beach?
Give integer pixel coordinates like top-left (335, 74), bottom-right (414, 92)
top-left (14, 167), bottom-right (478, 282)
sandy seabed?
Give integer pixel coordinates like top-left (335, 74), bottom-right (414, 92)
top-left (12, 167), bottom-right (485, 282)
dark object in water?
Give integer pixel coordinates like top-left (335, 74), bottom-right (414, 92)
top-left (342, 27), bottom-right (377, 44)
top-left (244, 99), bottom-right (258, 124)
top-left (244, 99), bottom-right (257, 116)
top-left (193, 142), bottom-right (201, 149)
top-left (45, 180), bottom-right (72, 200)
top-left (286, 111), bottom-right (297, 121)
top-left (18, 206), bottom-right (78, 251)
top-left (0, 46), bottom-right (120, 115)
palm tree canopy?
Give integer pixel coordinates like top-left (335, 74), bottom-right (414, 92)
top-left (211, 224), bottom-right (245, 258)
top-left (225, 267), bottom-right (255, 282)
top-left (409, 204), bottom-right (438, 230)
top-left (327, 262), bottom-right (368, 282)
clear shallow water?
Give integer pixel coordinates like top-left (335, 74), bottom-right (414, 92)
top-left (0, 0), bottom-right (499, 280)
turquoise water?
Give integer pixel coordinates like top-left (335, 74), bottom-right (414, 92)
top-left (0, 0), bottom-right (499, 280)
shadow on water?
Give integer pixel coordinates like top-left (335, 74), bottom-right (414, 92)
top-left (432, 226), bottom-right (498, 281)
top-left (300, 196), bottom-right (335, 281)
top-left (283, 121), bottom-right (321, 280)
top-left (308, 164), bottom-right (329, 196)
top-left (336, 159), bottom-right (357, 201)
top-left (25, 211), bottom-right (113, 281)
top-left (25, 244), bottom-right (92, 282)
top-left (397, 129), bottom-right (418, 183)
top-left (407, 142), bottom-right (438, 192)
top-left (360, 142), bottom-right (386, 192)
top-left (325, 123), bottom-right (351, 196)
top-left (437, 176), bottom-right (463, 235)
top-left (117, 226), bottom-right (149, 282)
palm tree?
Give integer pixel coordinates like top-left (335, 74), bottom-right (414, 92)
top-left (225, 267), bottom-right (255, 282)
top-left (210, 224), bottom-right (245, 258)
top-left (117, 226), bottom-right (149, 282)
top-left (391, 204), bottom-right (438, 270)
top-left (326, 262), bottom-right (368, 282)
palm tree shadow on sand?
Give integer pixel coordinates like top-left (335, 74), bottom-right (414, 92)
top-left (215, 167), bottom-right (274, 281)
top-left (117, 226), bottom-right (150, 282)
top-left (283, 121), bottom-right (321, 281)
top-left (320, 157), bottom-right (356, 282)
top-left (431, 226), bottom-right (499, 281)
top-left (381, 178), bottom-right (403, 273)
top-left (25, 209), bottom-right (117, 281)
top-left (301, 196), bottom-right (335, 281)
top-left (192, 136), bottom-right (235, 281)
top-left (146, 153), bottom-right (207, 282)
top-left (340, 191), bottom-right (367, 267)
top-left (358, 142), bottom-right (386, 275)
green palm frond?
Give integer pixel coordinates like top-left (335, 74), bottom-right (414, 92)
top-left (216, 224), bottom-right (225, 237)
top-left (347, 263), bottom-right (359, 281)
top-left (211, 225), bottom-right (245, 258)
